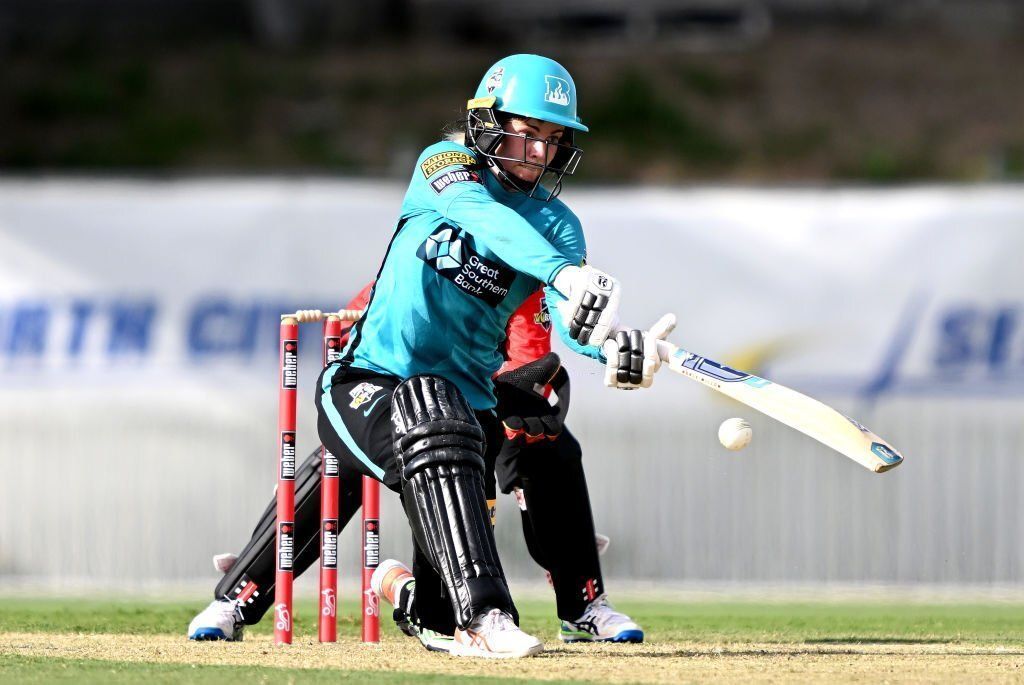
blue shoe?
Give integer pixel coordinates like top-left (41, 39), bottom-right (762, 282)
top-left (188, 599), bottom-right (245, 641)
top-left (559, 595), bottom-right (644, 643)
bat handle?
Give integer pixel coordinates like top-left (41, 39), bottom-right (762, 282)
top-left (610, 326), bottom-right (681, 365)
top-left (656, 339), bottom-right (680, 364)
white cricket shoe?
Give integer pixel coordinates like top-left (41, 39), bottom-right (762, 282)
top-left (559, 595), bottom-right (644, 643)
top-left (187, 599), bottom-right (245, 641)
top-left (452, 608), bottom-right (544, 658)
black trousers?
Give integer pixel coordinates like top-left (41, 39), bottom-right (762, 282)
top-left (315, 365), bottom-right (511, 632)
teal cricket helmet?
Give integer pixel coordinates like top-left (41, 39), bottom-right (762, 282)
top-left (470, 54), bottom-right (589, 132)
top-left (465, 54), bottom-right (587, 200)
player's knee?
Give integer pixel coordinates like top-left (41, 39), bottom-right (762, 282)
top-left (391, 375), bottom-right (485, 480)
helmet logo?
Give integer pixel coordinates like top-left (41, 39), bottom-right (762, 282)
top-left (486, 67), bottom-right (504, 94)
top-left (544, 75), bottom-right (570, 106)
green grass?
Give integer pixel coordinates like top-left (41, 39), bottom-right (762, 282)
top-left (3, 597), bottom-right (1024, 683)
top-left (2, 597), bottom-right (1022, 645)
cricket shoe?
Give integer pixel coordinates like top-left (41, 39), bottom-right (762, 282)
top-left (559, 595), bottom-right (644, 643)
top-left (406, 621), bottom-right (456, 653)
top-left (371, 559), bottom-right (455, 653)
top-left (452, 608), bottom-right (544, 658)
top-left (188, 599), bottom-right (245, 641)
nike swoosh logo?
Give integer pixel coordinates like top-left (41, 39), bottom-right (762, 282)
top-left (362, 396), bottom-right (385, 417)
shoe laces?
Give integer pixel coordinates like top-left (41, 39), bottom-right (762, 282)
top-left (218, 597), bottom-right (245, 625)
top-left (474, 608), bottom-right (515, 634)
top-left (580, 594), bottom-right (627, 630)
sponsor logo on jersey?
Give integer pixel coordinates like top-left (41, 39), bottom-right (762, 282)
top-left (430, 169), bottom-right (481, 194)
top-left (321, 519), bottom-right (338, 569)
top-left (279, 431), bottom-right (295, 480)
top-left (418, 225), bottom-right (515, 306)
top-left (420, 151), bottom-right (477, 177)
top-left (544, 75), bottom-right (571, 106)
top-left (277, 522), bottom-right (294, 571)
top-left (363, 519), bottom-right (379, 569)
top-left (348, 382), bottom-right (383, 409)
top-left (534, 296), bottom-right (551, 331)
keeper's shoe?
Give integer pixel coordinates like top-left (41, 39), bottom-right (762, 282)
top-left (559, 595), bottom-right (644, 643)
top-left (188, 599), bottom-right (245, 641)
top-left (452, 608), bottom-right (544, 659)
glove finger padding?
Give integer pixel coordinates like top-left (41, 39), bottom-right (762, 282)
top-left (500, 411), bottom-right (562, 445)
top-left (553, 266), bottom-right (621, 347)
top-left (604, 313), bottom-right (677, 390)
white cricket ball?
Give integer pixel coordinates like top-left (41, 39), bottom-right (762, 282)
top-left (718, 418), bottom-right (752, 451)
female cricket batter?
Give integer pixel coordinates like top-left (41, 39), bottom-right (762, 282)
top-left (348, 283), bottom-right (653, 651)
top-left (189, 54), bottom-right (672, 658)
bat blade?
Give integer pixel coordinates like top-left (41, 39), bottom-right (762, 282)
top-left (658, 341), bottom-right (903, 473)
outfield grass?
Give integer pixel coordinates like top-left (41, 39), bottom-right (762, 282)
top-left (2, 597), bottom-right (1022, 645)
top-left (2, 597), bottom-right (1023, 683)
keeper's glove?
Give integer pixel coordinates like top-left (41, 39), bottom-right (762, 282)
top-left (494, 352), bottom-right (569, 445)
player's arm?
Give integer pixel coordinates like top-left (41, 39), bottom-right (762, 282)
top-left (443, 186), bottom-right (573, 286)
top-left (543, 219), bottom-right (677, 389)
top-left (415, 144), bottom-right (618, 343)
top-left (412, 143), bottom-right (572, 285)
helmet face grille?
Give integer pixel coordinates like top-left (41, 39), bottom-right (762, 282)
top-left (466, 107), bottom-right (584, 201)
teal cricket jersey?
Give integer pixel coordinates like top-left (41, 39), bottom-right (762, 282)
top-left (344, 140), bottom-right (599, 409)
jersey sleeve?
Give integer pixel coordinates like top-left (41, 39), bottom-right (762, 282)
top-left (406, 142), bottom-right (574, 286)
top-left (541, 210), bottom-right (605, 362)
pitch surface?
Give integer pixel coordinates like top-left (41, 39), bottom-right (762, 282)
top-left (2, 598), bottom-right (1023, 683)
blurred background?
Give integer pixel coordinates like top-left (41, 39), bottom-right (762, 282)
top-left (1, 0), bottom-right (1023, 598)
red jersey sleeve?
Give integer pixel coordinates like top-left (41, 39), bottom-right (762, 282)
top-left (496, 288), bottom-right (553, 376)
top-left (338, 281), bottom-right (374, 347)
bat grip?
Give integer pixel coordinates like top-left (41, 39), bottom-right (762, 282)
top-left (655, 339), bottom-right (678, 363)
top-left (612, 324), bottom-right (680, 364)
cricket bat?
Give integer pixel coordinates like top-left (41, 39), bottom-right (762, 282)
top-left (656, 340), bottom-right (904, 473)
